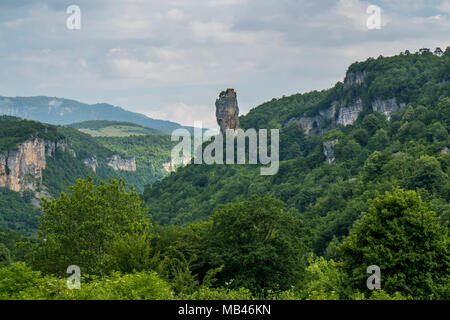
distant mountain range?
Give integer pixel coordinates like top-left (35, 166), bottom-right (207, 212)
top-left (0, 96), bottom-right (192, 134)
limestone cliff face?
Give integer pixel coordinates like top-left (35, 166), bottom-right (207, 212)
top-left (337, 98), bottom-right (363, 126)
top-left (344, 71), bottom-right (366, 89)
top-left (372, 98), bottom-right (406, 119)
top-left (107, 155), bottom-right (136, 172)
top-left (82, 156), bottom-right (98, 172)
top-left (163, 157), bottom-right (191, 173)
top-left (215, 88), bottom-right (239, 135)
top-left (0, 138), bottom-right (76, 193)
top-left (44, 140), bottom-right (76, 158)
top-left (285, 115), bottom-right (323, 136)
top-left (284, 69), bottom-right (366, 136)
top-left (285, 102), bottom-right (337, 136)
top-left (1, 139), bottom-right (50, 192)
top-left (285, 97), bottom-right (366, 136)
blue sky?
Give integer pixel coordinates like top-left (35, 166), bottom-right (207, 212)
top-left (0, 0), bottom-right (449, 128)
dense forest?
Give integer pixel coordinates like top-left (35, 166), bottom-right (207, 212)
top-left (0, 49), bottom-right (449, 300)
top-left (95, 134), bottom-right (177, 188)
top-left (0, 119), bottom-right (175, 239)
top-left (0, 116), bottom-right (64, 152)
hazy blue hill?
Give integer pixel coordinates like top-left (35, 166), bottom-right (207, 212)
top-left (0, 96), bottom-right (191, 134)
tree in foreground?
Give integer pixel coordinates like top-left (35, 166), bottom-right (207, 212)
top-left (0, 262), bottom-right (173, 300)
top-left (339, 188), bottom-right (449, 299)
top-left (30, 176), bottom-right (151, 276)
top-left (203, 195), bottom-right (309, 294)
top-left (0, 244), bottom-right (11, 268)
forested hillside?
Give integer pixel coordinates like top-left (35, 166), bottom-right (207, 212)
top-left (94, 134), bottom-right (177, 186)
top-left (0, 49), bottom-right (448, 301)
top-left (0, 119), bottom-right (175, 239)
top-left (143, 49), bottom-right (450, 255)
top-left (0, 116), bottom-right (64, 152)
top-left (56, 126), bottom-right (175, 193)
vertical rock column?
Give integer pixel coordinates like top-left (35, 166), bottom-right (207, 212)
top-left (215, 88), bottom-right (239, 135)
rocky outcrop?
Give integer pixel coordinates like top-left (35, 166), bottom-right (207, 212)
top-left (285, 102), bottom-right (337, 136)
top-left (216, 88), bottom-right (239, 135)
top-left (82, 156), bottom-right (98, 172)
top-left (344, 71), bottom-right (366, 89)
top-left (285, 98), bottom-right (362, 135)
top-left (163, 157), bottom-right (191, 173)
top-left (163, 162), bottom-right (175, 173)
top-left (45, 140), bottom-right (76, 157)
top-left (107, 155), bottom-right (136, 172)
top-left (0, 138), bottom-right (76, 192)
top-left (323, 139), bottom-right (339, 164)
top-left (285, 116), bottom-right (323, 136)
top-left (337, 99), bottom-right (363, 126)
top-left (31, 187), bottom-right (51, 208)
top-left (320, 102), bottom-right (338, 120)
top-left (0, 139), bottom-right (47, 192)
top-left (371, 98), bottom-right (406, 119)
top-left (441, 147), bottom-right (449, 155)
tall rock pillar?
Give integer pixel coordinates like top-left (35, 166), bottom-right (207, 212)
top-left (215, 88), bottom-right (239, 135)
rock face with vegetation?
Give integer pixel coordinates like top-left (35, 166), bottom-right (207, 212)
top-left (0, 138), bottom-right (73, 192)
top-left (343, 71), bottom-right (366, 89)
top-left (107, 155), bottom-right (136, 172)
top-left (371, 98), bottom-right (406, 119)
top-left (0, 139), bottom-right (47, 192)
top-left (215, 88), bottom-right (239, 135)
top-left (285, 102), bottom-right (337, 136)
top-left (336, 98), bottom-right (363, 126)
top-left (323, 139), bottom-right (339, 164)
top-left (82, 156), bottom-right (98, 172)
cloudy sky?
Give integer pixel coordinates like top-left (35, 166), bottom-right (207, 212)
top-left (0, 0), bottom-right (449, 128)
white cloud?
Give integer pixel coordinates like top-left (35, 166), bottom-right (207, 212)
top-left (437, 1), bottom-right (450, 13)
top-left (0, 0), bottom-right (449, 125)
top-left (145, 102), bottom-right (217, 128)
top-left (190, 20), bottom-right (274, 44)
top-left (167, 9), bottom-right (184, 20)
top-left (3, 18), bottom-right (25, 28)
top-left (206, 0), bottom-right (247, 7)
top-left (336, 0), bottom-right (369, 30)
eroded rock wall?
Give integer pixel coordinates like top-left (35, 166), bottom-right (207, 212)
top-left (372, 98), bottom-right (406, 119)
top-left (0, 139), bottom-right (47, 192)
top-left (0, 138), bottom-right (75, 192)
top-left (337, 99), bottom-right (363, 126)
top-left (107, 155), bottom-right (137, 172)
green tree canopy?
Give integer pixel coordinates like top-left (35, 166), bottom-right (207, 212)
top-left (339, 188), bottom-right (449, 299)
top-left (30, 176), bottom-right (151, 276)
top-left (0, 243), bottom-right (11, 268)
top-left (203, 195), bottom-right (309, 293)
